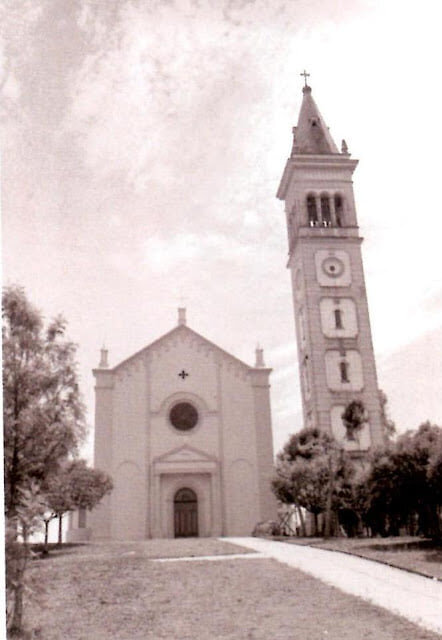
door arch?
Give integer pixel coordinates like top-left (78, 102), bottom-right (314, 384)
top-left (174, 488), bottom-right (198, 538)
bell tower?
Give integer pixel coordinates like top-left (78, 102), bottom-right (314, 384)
top-left (277, 76), bottom-right (384, 452)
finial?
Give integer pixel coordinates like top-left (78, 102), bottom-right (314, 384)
top-left (178, 307), bottom-right (187, 326)
top-left (255, 344), bottom-right (265, 368)
top-left (341, 139), bottom-right (349, 154)
top-left (99, 345), bottom-right (109, 368)
top-left (300, 69), bottom-right (310, 87)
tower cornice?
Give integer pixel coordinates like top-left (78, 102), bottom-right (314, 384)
top-left (287, 233), bottom-right (363, 267)
top-left (277, 156), bottom-right (358, 201)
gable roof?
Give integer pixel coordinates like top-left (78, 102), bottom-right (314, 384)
top-left (110, 323), bottom-right (253, 373)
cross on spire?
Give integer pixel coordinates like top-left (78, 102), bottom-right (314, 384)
top-left (300, 69), bottom-right (310, 87)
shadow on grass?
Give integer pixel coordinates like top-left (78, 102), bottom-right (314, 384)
top-left (31, 542), bottom-right (89, 559)
top-left (424, 549), bottom-right (442, 563)
top-left (358, 539), bottom-right (442, 553)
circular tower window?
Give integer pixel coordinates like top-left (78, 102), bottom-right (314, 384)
top-left (169, 402), bottom-right (199, 431)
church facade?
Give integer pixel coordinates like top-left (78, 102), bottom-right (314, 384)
top-left (69, 309), bottom-right (276, 540)
top-left (277, 79), bottom-right (385, 451)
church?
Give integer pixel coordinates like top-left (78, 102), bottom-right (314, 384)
top-left (68, 76), bottom-right (385, 541)
top-left (68, 308), bottom-right (276, 540)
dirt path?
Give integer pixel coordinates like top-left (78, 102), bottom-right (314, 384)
top-left (226, 537), bottom-right (442, 636)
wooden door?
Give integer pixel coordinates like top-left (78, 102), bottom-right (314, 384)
top-left (174, 488), bottom-right (198, 538)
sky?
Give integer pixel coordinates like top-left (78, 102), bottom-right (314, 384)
top-left (2, 0), bottom-right (442, 460)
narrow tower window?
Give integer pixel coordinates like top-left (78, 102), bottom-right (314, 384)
top-left (321, 196), bottom-right (331, 226)
top-left (307, 195), bottom-right (318, 226)
top-left (334, 195), bottom-right (343, 227)
top-left (334, 309), bottom-right (343, 329)
top-left (340, 361), bottom-right (349, 383)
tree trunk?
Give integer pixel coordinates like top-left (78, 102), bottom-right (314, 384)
top-left (58, 514), bottom-right (63, 545)
top-left (9, 581), bottom-right (24, 636)
top-left (324, 455), bottom-right (334, 538)
top-left (8, 532), bottom-right (28, 636)
top-left (42, 519), bottom-right (50, 556)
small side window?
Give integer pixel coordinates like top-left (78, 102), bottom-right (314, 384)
top-left (334, 309), bottom-right (343, 329)
top-left (340, 361), bottom-right (349, 383)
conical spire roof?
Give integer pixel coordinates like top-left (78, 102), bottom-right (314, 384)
top-left (292, 85), bottom-right (339, 155)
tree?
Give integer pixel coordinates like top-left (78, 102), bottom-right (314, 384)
top-left (428, 439), bottom-right (442, 534)
top-left (272, 428), bottom-right (354, 537)
top-left (42, 460), bottom-right (113, 546)
top-left (42, 467), bottom-right (74, 549)
top-left (67, 460), bottom-right (113, 511)
top-left (363, 422), bottom-right (442, 537)
top-left (5, 482), bottom-right (47, 634)
top-left (3, 286), bottom-right (85, 635)
top-left (379, 390), bottom-right (396, 441)
top-left (341, 400), bottom-right (367, 442)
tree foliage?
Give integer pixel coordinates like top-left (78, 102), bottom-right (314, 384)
top-left (272, 428), bottom-right (355, 535)
top-left (3, 285), bottom-right (86, 518)
top-left (359, 422), bottom-right (442, 536)
top-left (43, 459), bottom-right (113, 544)
top-left (378, 389), bottom-right (396, 441)
top-left (341, 400), bottom-right (367, 441)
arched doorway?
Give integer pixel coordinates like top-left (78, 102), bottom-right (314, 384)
top-left (174, 488), bottom-right (198, 538)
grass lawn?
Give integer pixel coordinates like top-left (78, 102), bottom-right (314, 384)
top-left (23, 538), bottom-right (441, 639)
top-left (281, 537), bottom-right (442, 580)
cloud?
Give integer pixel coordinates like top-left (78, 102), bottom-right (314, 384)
top-left (142, 231), bottom-right (256, 273)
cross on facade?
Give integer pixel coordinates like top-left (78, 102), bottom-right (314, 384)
top-left (178, 370), bottom-right (189, 379)
top-left (300, 69), bottom-right (310, 86)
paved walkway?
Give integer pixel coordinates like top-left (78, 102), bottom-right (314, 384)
top-left (226, 537), bottom-right (442, 636)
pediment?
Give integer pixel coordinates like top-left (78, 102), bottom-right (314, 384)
top-left (113, 325), bottom-right (251, 375)
top-left (154, 444), bottom-right (216, 465)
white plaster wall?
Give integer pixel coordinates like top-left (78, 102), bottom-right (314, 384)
top-left (112, 360), bottom-right (147, 469)
top-left (149, 332), bottom-right (218, 413)
top-left (325, 350), bottom-right (364, 392)
top-left (112, 461), bottom-right (146, 539)
top-left (320, 297), bottom-right (358, 338)
top-left (220, 365), bottom-right (260, 535)
top-left (228, 459), bottom-right (257, 534)
top-left (108, 358), bottom-right (148, 539)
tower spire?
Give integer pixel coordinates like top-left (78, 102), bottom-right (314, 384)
top-left (291, 82), bottom-right (339, 155)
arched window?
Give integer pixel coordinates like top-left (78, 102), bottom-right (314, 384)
top-left (307, 194), bottom-right (318, 226)
top-left (340, 361), bottom-right (349, 383)
top-left (334, 194), bottom-right (344, 227)
top-left (321, 195), bottom-right (331, 226)
top-left (334, 308), bottom-right (343, 329)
